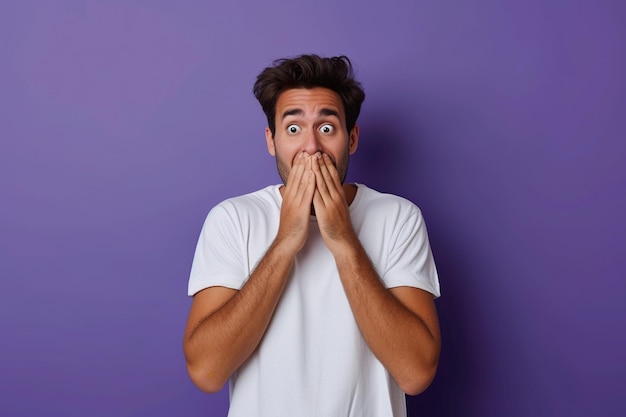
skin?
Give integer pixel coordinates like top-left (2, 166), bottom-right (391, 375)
top-left (183, 87), bottom-right (441, 396)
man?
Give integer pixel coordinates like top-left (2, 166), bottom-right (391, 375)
top-left (184, 54), bottom-right (441, 417)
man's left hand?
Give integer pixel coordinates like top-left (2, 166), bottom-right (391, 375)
top-left (312, 153), bottom-right (357, 253)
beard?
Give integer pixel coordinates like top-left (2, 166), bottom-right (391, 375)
top-left (275, 151), bottom-right (349, 186)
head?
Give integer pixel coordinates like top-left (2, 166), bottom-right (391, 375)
top-left (253, 54), bottom-right (365, 138)
top-left (253, 54), bottom-right (366, 184)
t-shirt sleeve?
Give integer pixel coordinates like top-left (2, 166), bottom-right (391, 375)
top-left (382, 207), bottom-right (441, 298)
top-left (187, 202), bottom-right (247, 296)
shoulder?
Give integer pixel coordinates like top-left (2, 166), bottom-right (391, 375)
top-left (352, 184), bottom-right (423, 219)
top-left (195, 185), bottom-right (282, 238)
top-left (211, 185), bottom-right (282, 215)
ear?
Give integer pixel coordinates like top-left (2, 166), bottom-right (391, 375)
top-left (348, 124), bottom-right (359, 155)
top-left (265, 127), bottom-right (276, 156)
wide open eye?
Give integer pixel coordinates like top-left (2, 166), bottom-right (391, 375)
top-left (287, 124), bottom-right (301, 134)
top-left (319, 124), bottom-right (334, 134)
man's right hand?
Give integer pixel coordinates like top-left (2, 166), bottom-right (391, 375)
top-left (184, 152), bottom-right (315, 393)
top-left (275, 152), bottom-right (316, 254)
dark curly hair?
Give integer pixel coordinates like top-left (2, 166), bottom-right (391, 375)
top-left (253, 54), bottom-right (365, 137)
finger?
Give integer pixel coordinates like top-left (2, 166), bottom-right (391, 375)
top-left (312, 153), bottom-right (331, 203)
top-left (312, 188), bottom-right (324, 212)
top-left (304, 169), bottom-right (316, 206)
top-left (294, 155), bottom-right (315, 206)
top-left (284, 152), bottom-right (307, 196)
top-left (305, 154), bottom-right (315, 195)
top-left (325, 155), bottom-right (341, 184)
top-left (322, 154), bottom-right (342, 188)
top-left (317, 154), bottom-right (340, 199)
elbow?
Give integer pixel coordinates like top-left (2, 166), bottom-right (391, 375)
top-left (186, 362), bottom-right (229, 394)
top-left (398, 356), bottom-right (439, 396)
top-left (183, 338), bottom-right (229, 393)
top-left (400, 370), bottom-right (437, 396)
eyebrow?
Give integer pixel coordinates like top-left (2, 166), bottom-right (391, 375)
top-left (319, 108), bottom-right (340, 118)
top-left (281, 109), bottom-right (303, 120)
top-left (281, 108), bottom-right (341, 120)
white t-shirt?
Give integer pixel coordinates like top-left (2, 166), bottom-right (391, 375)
top-left (189, 184), bottom-right (440, 417)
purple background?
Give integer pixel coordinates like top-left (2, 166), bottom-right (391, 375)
top-left (1, 1), bottom-right (624, 416)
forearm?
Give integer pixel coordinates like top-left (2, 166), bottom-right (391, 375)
top-left (333, 240), bottom-right (440, 395)
top-left (184, 239), bottom-right (296, 392)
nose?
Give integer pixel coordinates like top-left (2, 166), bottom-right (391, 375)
top-left (302, 129), bottom-right (322, 155)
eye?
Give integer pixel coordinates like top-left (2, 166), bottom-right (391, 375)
top-left (319, 124), bottom-right (334, 134)
top-left (287, 124), bottom-right (301, 135)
